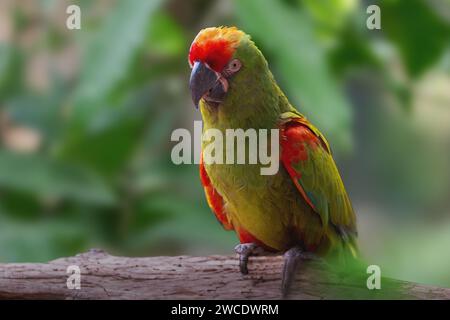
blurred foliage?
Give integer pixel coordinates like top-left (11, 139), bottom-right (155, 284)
top-left (380, 0), bottom-right (450, 78)
top-left (0, 0), bottom-right (449, 289)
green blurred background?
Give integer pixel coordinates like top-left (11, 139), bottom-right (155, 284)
top-left (0, 0), bottom-right (449, 288)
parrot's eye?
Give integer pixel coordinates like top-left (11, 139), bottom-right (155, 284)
top-left (229, 59), bottom-right (242, 72)
top-left (223, 59), bottom-right (242, 77)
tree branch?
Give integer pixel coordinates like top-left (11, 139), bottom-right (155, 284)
top-left (0, 249), bottom-right (448, 299)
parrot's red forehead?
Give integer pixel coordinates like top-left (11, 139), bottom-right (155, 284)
top-left (189, 27), bottom-right (245, 72)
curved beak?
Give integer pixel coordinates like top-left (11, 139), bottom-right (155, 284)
top-left (189, 61), bottom-right (219, 108)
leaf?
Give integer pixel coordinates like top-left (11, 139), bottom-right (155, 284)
top-left (61, 101), bottom-right (151, 176)
top-left (147, 12), bottom-right (186, 57)
top-left (59, 0), bottom-right (162, 175)
top-left (234, 0), bottom-right (353, 152)
top-left (381, 0), bottom-right (450, 78)
top-left (73, 0), bottom-right (162, 115)
top-left (5, 89), bottom-right (65, 144)
top-left (122, 194), bottom-right (236, 254)
top-left (0, 215), bottom-right (88, 262)
top-left (328, 22), bottom-right (382, 75)
top-left (0, 44), bottom-right (24, 100)
top-left (302, 0), bottom-right (357, 38)
top-left (0, 150), bottom-right (115, 206)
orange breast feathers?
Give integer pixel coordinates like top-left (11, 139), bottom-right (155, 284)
top-left (199, 154), bottom-right (233, 230)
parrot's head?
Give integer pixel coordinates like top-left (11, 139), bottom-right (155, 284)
top-left (188, 27), bottom-right (272, 114)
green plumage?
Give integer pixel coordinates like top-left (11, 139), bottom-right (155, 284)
top-left (199, 30), bottom-right (358, 261)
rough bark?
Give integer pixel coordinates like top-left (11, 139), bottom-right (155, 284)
top-left (0, 249), bottom-right (448, 300)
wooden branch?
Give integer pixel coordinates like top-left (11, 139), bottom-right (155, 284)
top-left (0, 249), bottom-right (449, 299)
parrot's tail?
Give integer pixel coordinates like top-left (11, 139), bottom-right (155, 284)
top-left (323, 226), bottom-right (360, 268)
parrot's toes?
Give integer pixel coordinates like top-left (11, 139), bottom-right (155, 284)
top-left (240, 256), bottom-right (249, 275)
top-left (281, 247), bottom-right (304, 298)
top-left (234, 243), bottom-right (263, 275)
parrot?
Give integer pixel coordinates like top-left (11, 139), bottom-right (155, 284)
top-left (188, 26), bottom-right (358, 296)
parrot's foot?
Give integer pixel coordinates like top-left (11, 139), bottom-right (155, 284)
top-left (281, 247), bottom-right (318, 298)
top-left (234, 243), bottom-right (266, 275)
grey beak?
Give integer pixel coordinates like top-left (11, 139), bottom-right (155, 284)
top-left (189, 61), bottom-right (218, 108)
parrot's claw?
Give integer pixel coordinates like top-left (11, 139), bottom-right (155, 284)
top-left (281, 246), bottom-right (305, 298)
top-left (234, 243), bottom-right (265, 275)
